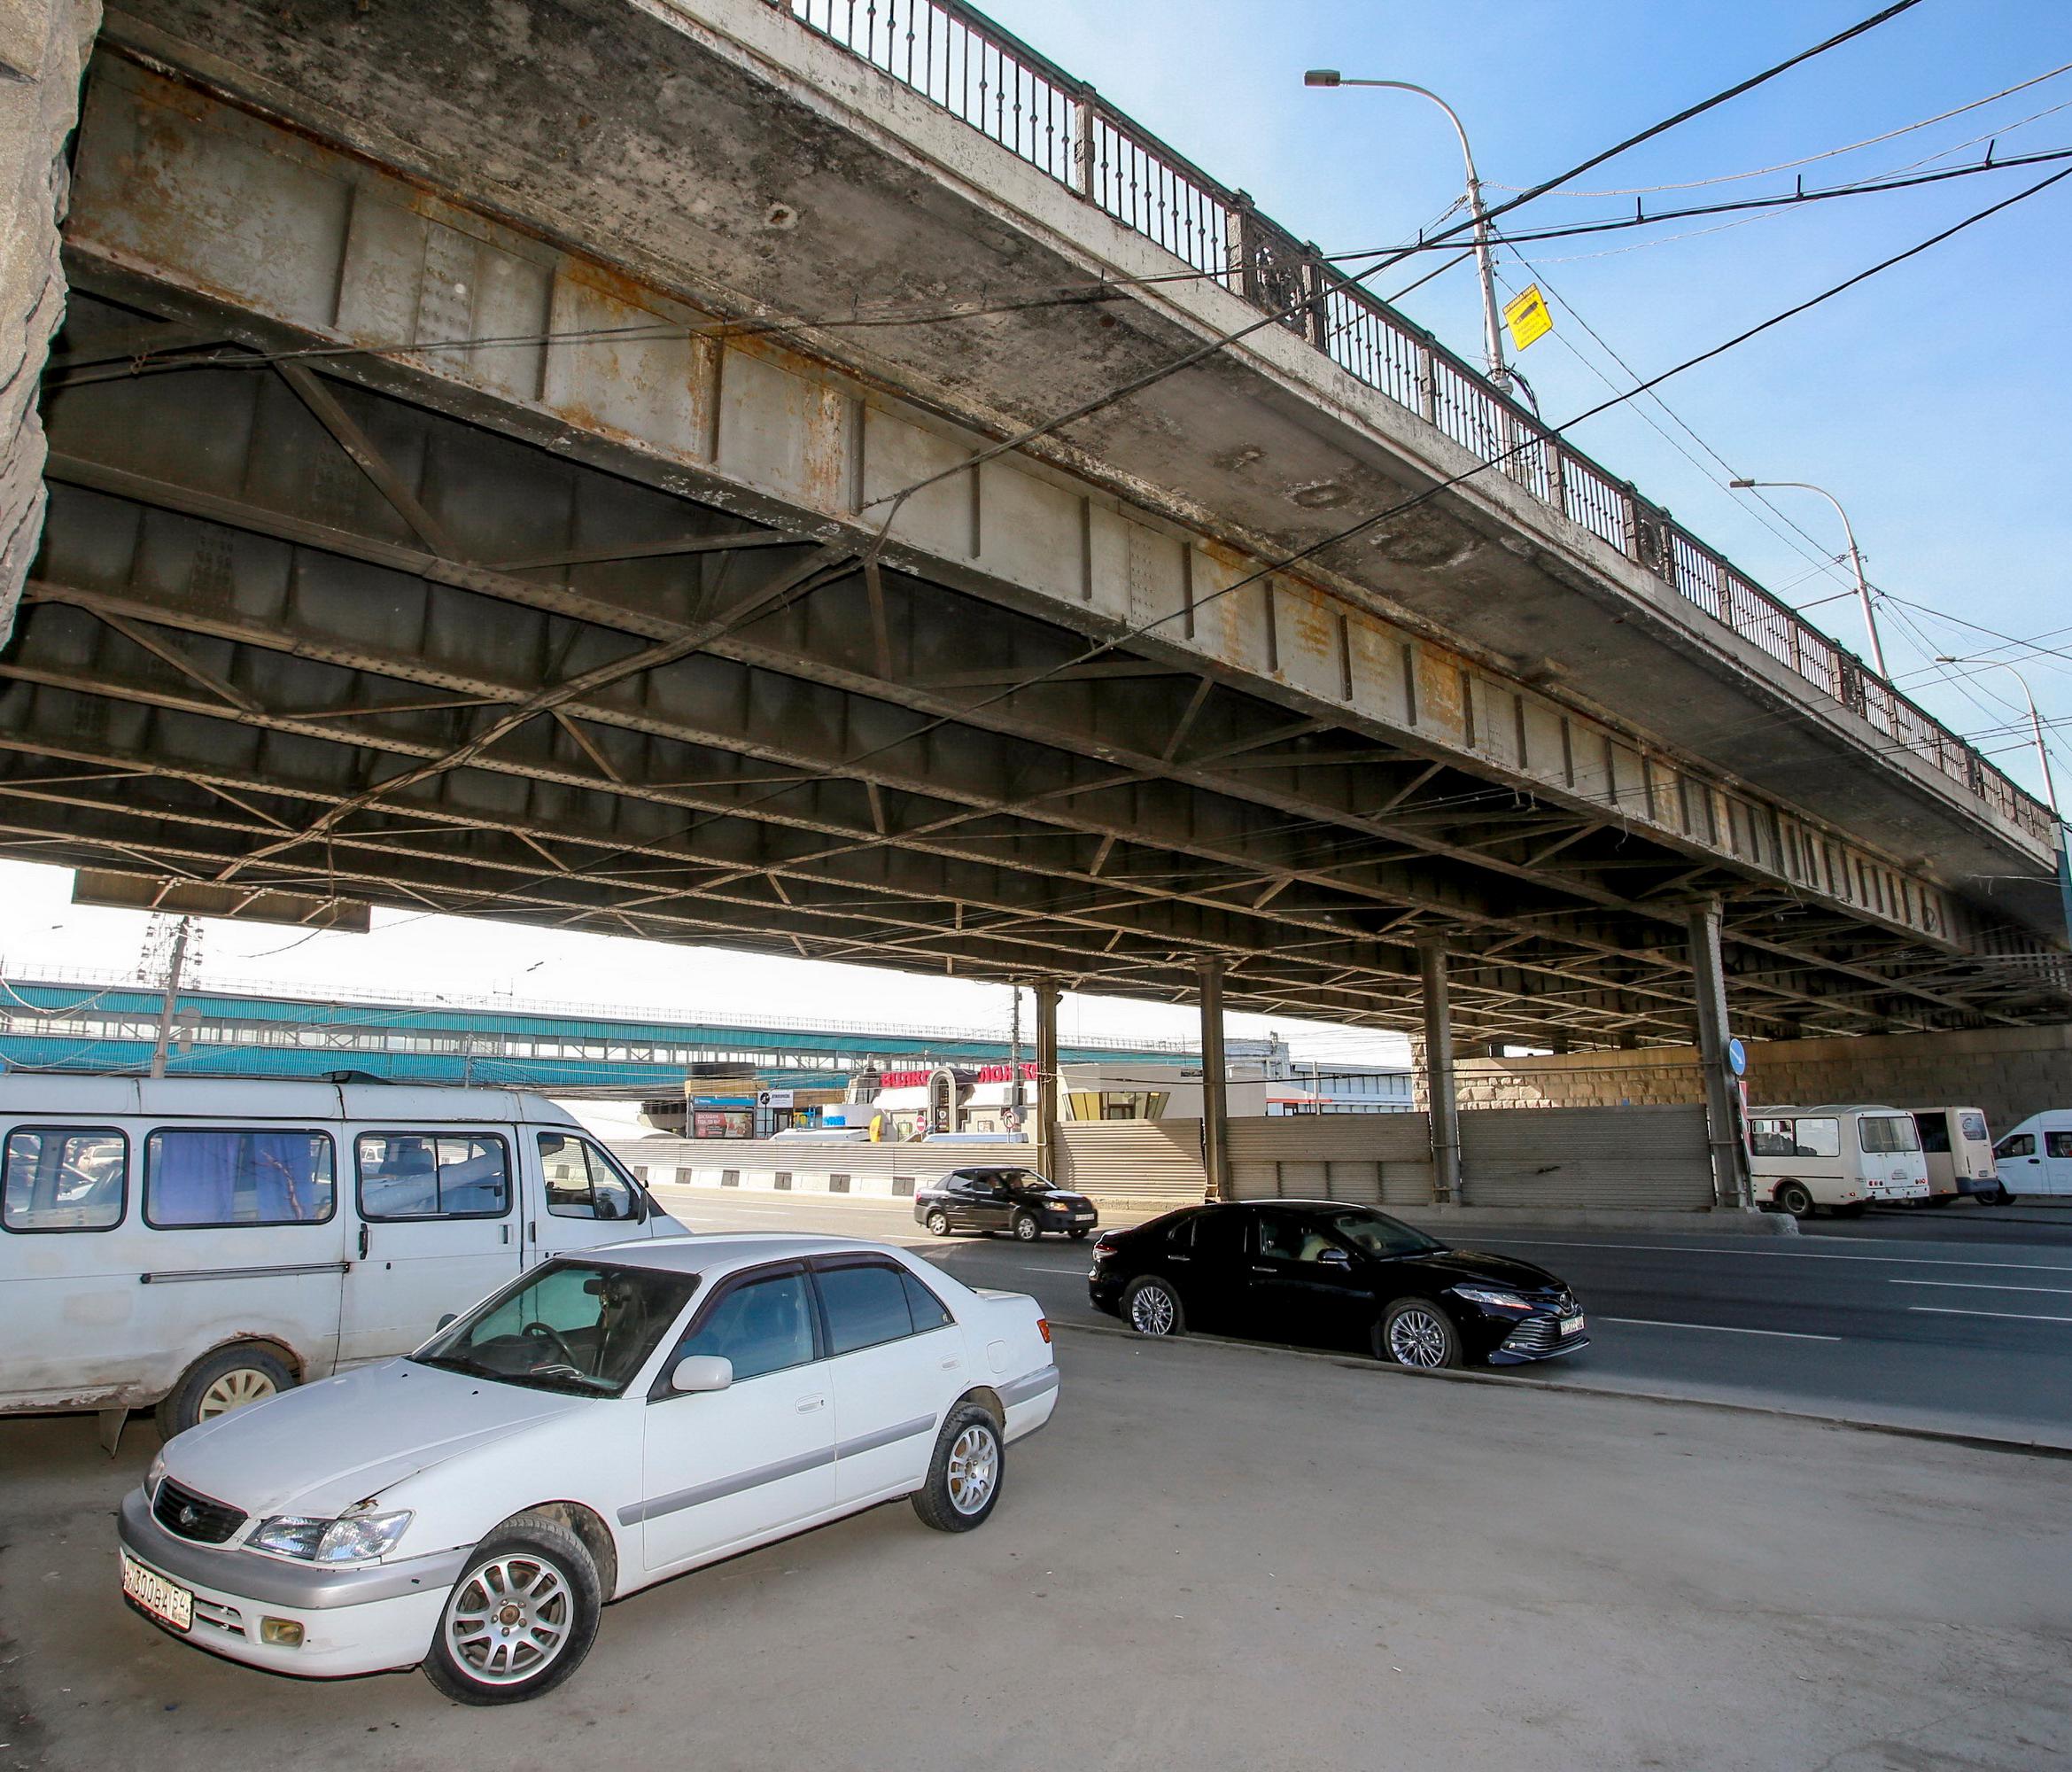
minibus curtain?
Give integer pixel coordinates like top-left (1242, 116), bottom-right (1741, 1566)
top-left (149, 1131), bottom-right (333, 1225)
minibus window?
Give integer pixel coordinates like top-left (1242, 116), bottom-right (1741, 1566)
top-left (1959, 1113), bottom-right (1989, 1144)
top-left (358, 1133), bottom-right (510, 1220)
top-left (538, 1133), bottom-right (640, 1221)
top-left (1793, 1119), bottom-right (1840, 1159)
top-left (1859, 1117), bottom-right (1921, 1154)
top-left (1913, 1115), bottom-right (1951, 1154)
top-left (2, 1128), bottom-right (126, 1232)
top-left (145, 1129), bottom-right (336, 1227)
top-left (2049, 1132), bottom-right (2072, 1160)
top-left (1997, 1134), bottom-right (2035, 1159)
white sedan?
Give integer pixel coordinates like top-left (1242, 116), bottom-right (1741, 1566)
top-left (116, 1233), bottom-right (1059, 1703)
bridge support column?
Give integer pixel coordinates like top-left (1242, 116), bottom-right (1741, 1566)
top-left (1034, 977), bottom-right (1060, 1186)
top-left (1420, 939), bottom-right (1462, 1205)
top-left (1196, 957), bottom-right (1232, 1202)
top-left (1688, 898), bottom-right (1752, 1210)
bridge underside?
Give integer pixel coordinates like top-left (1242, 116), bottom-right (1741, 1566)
top-left (5, 272), bottom-right (2060, 1048)
top-left (0, 14), bottom-right (2064, 1049)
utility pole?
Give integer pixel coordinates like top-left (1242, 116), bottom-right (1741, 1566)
top-left (147, 916), bottom-right (195, 1080)
top-left (1007, 983), bottom-right (1023, 1132)
top-left (1304, 71), bottom-right (1509, 393)
top-left (1729, 479), bottom-right (1888, 679)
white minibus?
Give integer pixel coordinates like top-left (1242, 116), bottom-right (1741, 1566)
top-left (0, 1076), bottom-right (684, 1446)
top-left (1909, 1107), bottom-right (2002, 1204)
top-left (1747, 1103), bottom-right (1932, 1218)
top-left (1992, 1110), bottom-right (2072, 1197)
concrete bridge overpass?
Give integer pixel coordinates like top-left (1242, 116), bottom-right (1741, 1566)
top-left (0, 1), bottom-right (2066, 1199)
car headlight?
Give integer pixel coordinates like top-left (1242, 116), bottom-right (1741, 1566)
top-left (1451, 1285), bottom-right (1533, 1312)
top-left (144, 1450), bottom-right (167, 1496)
top-left (250, 1506), bottom-right (414, 1565)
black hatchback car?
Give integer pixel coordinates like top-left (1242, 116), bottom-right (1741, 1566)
top-left (1088, 1199), bottom-right (1586, 1367)
top-left (915, 1167), bottom-right (1100, 1242)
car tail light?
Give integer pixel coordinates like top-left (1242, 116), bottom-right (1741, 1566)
top-left (1036, 1317), bottom-right (1052, 1344)
top-left (1091, 1233), bottom-right (1119, 1257)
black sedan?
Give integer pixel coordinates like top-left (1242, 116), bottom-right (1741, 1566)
top-left (914, 1167), bottom-right (1100, 1242)
top-left (1087, 1199), bottom-right (1586, 1367)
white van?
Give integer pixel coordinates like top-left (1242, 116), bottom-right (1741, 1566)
top-left (1747, 1103), bottom-right (1932, 1218)
top-left (1992, 1110), bottom-right (2072, 1197)
top-left (1909, 1108), bottom-right (2003, 1204)
top-left (0, 1076), bottom-right (685, 1446)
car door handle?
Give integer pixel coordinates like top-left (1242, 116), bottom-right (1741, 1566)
top-left (940, 1356), bottom-right (961, 1370)
top-left (1250, 1264), bottom-right (1277, 1274)
top-left (357, 1224), bottom-right (369, 1260)
top-left (795, 1394), bottom-right (826, 1413)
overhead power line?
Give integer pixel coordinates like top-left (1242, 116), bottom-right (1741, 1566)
top-left (1486, 59), bottom-right (2072, 195)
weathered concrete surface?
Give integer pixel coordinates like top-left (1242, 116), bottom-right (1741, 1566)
top-left (1453, 1023), bottom-right (2072, 1133)
top-left (0, 0), bottom-right (95, 643)
top-left (5, 1333), bottom-right (2068, 1769)
top-left (88, 0), bottom-right (2060, 922)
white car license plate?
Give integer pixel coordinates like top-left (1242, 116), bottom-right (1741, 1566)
top-left (121, 1550), bottom-right (193, 1632)
top-left (1072, 1211), bottom-right (1093, 1222)
top-left (1560, 1315), bottom-right (1586, 1337)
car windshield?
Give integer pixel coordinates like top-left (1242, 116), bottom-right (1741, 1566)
top-left (412, 1260), bottom-right (698, 1397)
top-left (997, 1170), bottom-right (1056, 1195)
top-left (1315, 1207), bottom-right (1441, 1258)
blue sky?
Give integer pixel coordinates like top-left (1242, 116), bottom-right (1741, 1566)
top-left (5, 2), bottom-right (2065, 1061)
top-left (989, 0), bottom-right (2072, 797)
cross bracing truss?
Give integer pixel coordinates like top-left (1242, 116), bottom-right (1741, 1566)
top-left (6, 290), bottom-right (2066, 1047)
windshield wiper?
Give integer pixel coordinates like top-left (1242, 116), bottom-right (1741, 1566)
top-left (411, 1352), bottom-right (495, 1380)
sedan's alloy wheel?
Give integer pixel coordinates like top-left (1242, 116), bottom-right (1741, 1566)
top-left (1130, 1283), bottom-right (1177, 1336)
top-left (446, 1556), bottom-right (573, 1685)
top-left (1387, 1307), bottom-right (1451, 1368)
top-left (946, 1424), bottom-right (999, 1515)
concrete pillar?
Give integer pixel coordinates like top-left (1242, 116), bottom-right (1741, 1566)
top-left (1034, 977), bottom-right (1059, 1185)
top-left (1419, 939), bottom-right (1461, 1205)
top-left (1688, 898), bottom-right (1752, 1210)
top-left (0, 0), bottom-right (99, 644)
top-left (1196, 957), bottom-right (1231, 1202)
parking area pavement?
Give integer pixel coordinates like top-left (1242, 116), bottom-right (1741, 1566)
top-left (4, 1328), bottom-right (2068, 1771)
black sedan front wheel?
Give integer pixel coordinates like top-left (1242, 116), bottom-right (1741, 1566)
top-left (1012, 1210), bottom-right (1042, 1242)
top-left (1377, 1298), bottom-right (1461, 1369)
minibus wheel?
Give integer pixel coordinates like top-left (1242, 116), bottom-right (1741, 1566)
top-left (1773, 1181), bottom-right (1814, 1219)
top-left (155, 1343), bottom-right (296, 1440)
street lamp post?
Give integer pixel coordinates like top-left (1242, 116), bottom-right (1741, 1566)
top-left (1303, 70), bottom-right (1509, 393)
top-left (1934, 656), bottom-right (2060, 820)
top-left (1727, 478), bottom-right (1888, 678)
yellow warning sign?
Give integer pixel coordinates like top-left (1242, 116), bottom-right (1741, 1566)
top-left (1502, 284), bottom-right (1553, 351)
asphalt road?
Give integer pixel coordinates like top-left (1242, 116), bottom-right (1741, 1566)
top-left (8, 1314), bottom-right (2068, 1770)
top-left (654, 1187), bottom-right (2072, 1448)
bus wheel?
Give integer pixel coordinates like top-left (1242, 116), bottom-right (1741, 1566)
top-left (1774, 1181), bottom-right (1814, 1220)
top-left (156, 1344), bottom-right (295, 1440)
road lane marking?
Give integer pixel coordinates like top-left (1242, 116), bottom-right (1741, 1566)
top-left (1913, 1300), bottom-right (2072, 1325)
top-left (1465, 1237), bottom-right (2072, 1273)
top-left (1597, 1316), bottom-right (1841, 1341)
top-left (1890, 1278), bottom-right (2072, 1294)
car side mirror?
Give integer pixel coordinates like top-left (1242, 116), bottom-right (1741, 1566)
top-left (435, 1313), bottom-right (458, 1332)
top-left (1317, 1247), bottom-right (1352, 1268)
top-left (671, 1356), bottom-right (733, 1395)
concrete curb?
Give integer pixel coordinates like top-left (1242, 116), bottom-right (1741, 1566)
top-left (1054, 1318), bottom-right (2072, 1460)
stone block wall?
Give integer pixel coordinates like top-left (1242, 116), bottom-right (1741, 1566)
top-left (0, 0), bottom-right (97, 644)
top-left (1447, 1025), bottom-right (2072, 1139)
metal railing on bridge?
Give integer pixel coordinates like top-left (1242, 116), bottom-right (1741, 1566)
top-left (772, 0), bottom-right (2055, 848)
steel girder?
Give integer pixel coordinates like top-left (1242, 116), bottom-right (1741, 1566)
top-left (11, 303), bottom-right (2062, 1040)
